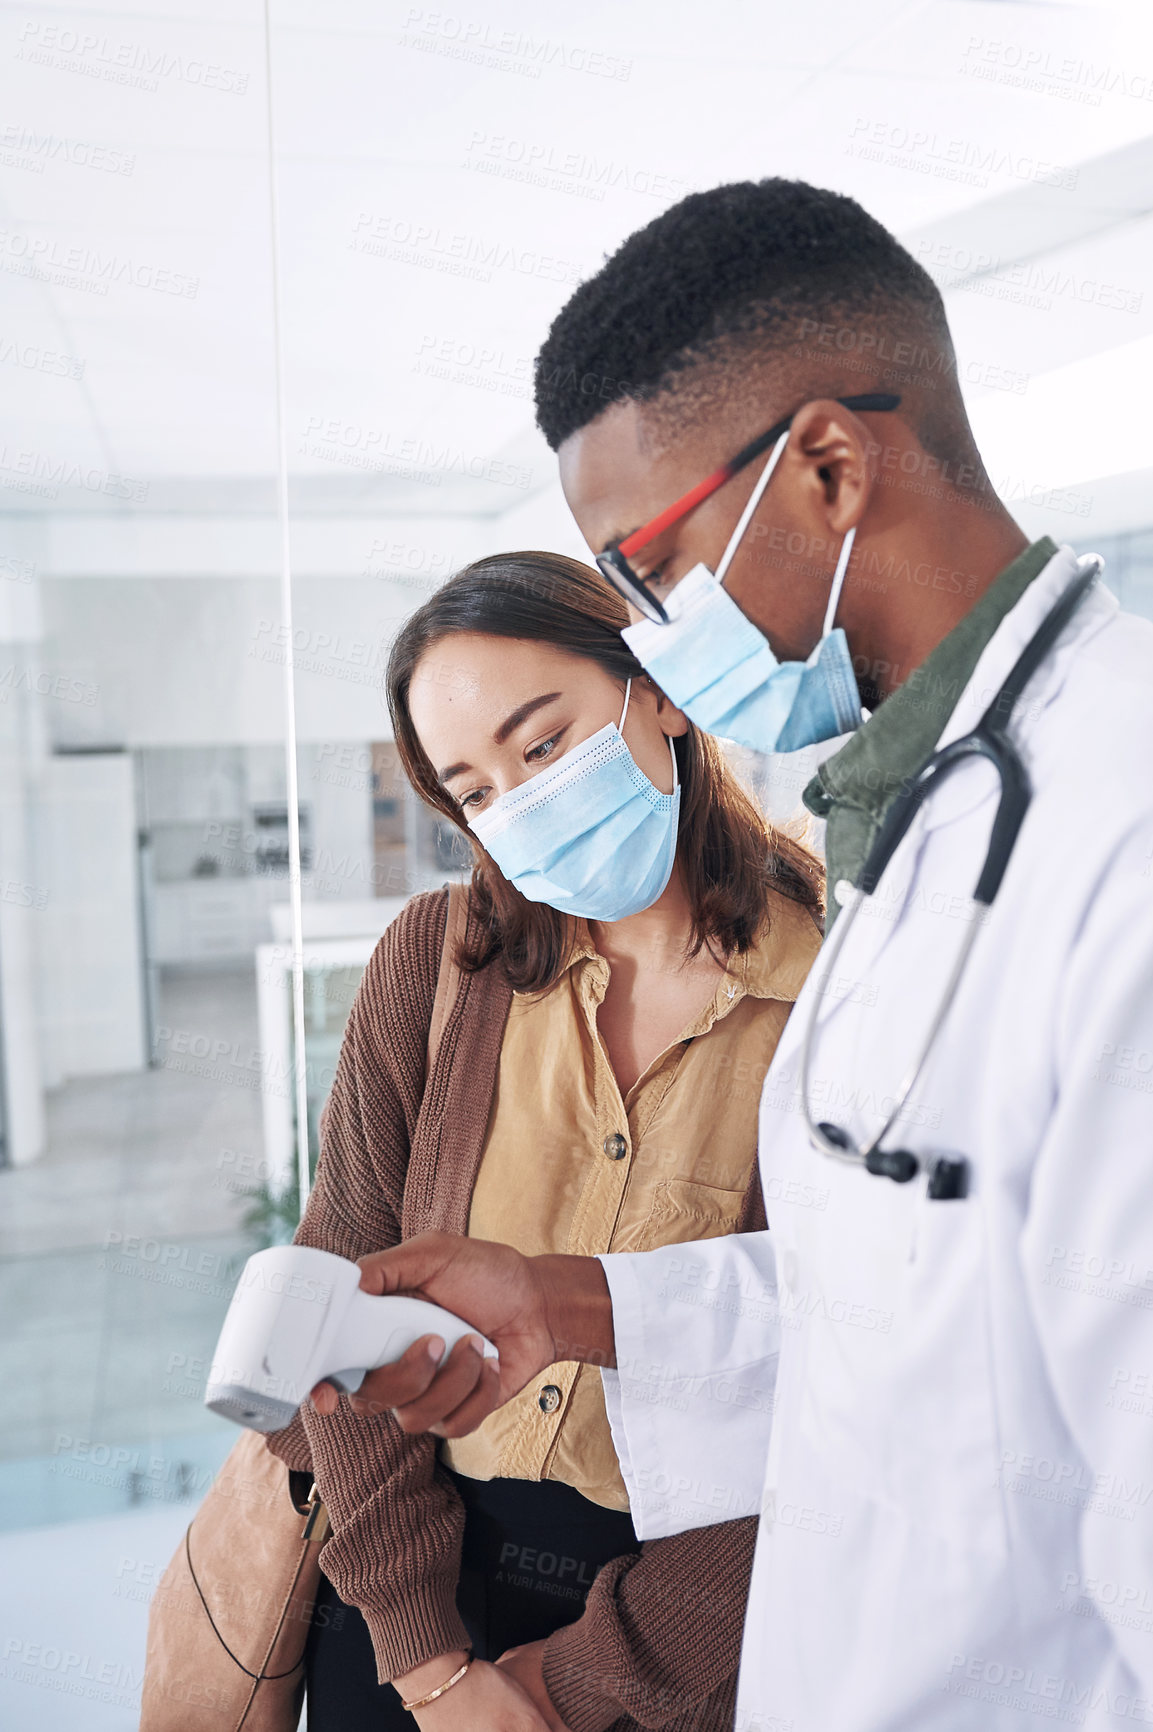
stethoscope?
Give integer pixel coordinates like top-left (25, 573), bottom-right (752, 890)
top-left (798, 556), bottom-right (1102, 1201)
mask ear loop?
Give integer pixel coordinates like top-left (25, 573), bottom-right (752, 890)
top-left (619, 674), bottom-right (679, 791)
top-left (715, 429), bottom-right (790, 587)
top-left (822, 525), bottom-right (857, 637)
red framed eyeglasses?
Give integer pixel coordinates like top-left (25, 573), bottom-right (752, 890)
top-left (596, 392), bottom-right (901, 623)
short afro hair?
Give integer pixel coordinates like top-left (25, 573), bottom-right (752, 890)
top-left (534, 178), bottom-right (954, 452)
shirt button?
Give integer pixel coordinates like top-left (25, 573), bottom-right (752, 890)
top-left (538, 1384), bottom-right (562, 1414)
top-left (603, 1132), bottom-right (627, 1161)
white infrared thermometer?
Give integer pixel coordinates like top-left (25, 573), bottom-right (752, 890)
top-left (205, 1245), bottom-right (497, 1432)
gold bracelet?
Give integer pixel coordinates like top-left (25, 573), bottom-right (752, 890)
top-left (400, 1651), bottom-right (473, 1712)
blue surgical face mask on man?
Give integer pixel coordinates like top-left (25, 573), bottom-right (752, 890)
top-left (467, 679), bottom-right (680, 922)
top-left (620, 431), bottom-right (862, 754)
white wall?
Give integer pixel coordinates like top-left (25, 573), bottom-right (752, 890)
top-left (300, 741), bottom-right (376, 902)
top-left (38, 576), bottom-right (403, 748)
top-left (0, 567), bottom-right (51, 1164)
top-left (0, 726), bottom-right (48, 1165)
top-left (30, 484), bottom-right (585, 752)
top-left (33, 753), bottom-right (146, 1087)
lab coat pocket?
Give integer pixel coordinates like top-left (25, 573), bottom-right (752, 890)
top-left (888, 1191), bottom-right (1010, 1560)
top-left (792, 1187), bottom-right (1009, 1564)
top-left (633, 1177), bottom-right (748, 1252)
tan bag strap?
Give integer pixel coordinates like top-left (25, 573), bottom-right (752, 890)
top-left (427, 881), bottom-right (469, 1076)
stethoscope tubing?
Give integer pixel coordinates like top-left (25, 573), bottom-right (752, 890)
top-left (798, 556), bottom-right (1102, 1174)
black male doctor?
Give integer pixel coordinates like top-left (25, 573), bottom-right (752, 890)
top-left (315, 182), bottom-right (1153, 1732)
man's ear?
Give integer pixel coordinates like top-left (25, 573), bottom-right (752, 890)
top-left (789, 399), bottom-right (876, 537)
top-left (649, 679), bottom-right (690, 737)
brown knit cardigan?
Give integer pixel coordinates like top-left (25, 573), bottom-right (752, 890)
top-left (266, 886), bottom-right (764, 1732)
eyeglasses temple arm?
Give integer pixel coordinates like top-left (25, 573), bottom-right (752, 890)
top-left (616, 392), bottom-right (900, 563)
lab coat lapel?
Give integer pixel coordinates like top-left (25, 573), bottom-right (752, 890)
top-left (846, 546), bottom-right (1116, 871)
top-left (800, 547), bottom-right (1115, 1027)
top-left (916, 545), bottom-right (1116, 834)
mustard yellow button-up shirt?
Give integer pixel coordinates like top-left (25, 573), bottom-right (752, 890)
top-left (441, 891), bottom-right (821, 1511)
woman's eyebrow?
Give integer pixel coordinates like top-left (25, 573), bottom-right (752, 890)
top-left (493, 691), bottom-right (562, 745)
top-left (437, 691), bottom-right (563, 786)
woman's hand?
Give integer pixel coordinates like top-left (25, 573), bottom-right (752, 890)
top-left (397, 1653), bottom-right (556, 1729)
top-left (496, 1640), bottom-right (571, 1731)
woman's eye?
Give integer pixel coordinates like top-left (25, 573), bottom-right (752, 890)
top-left (526, 732), bottom-right (562, 764)
top-left (638, 560), bottom-right (674, 594)
top-left (458, 788), bottom-right (487, 811)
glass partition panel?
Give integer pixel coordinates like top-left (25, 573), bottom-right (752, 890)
top-left (0, 7), bottom-right (289, 1727)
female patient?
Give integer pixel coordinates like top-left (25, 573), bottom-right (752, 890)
top-left (268, 552), bottom-right (823, 1730)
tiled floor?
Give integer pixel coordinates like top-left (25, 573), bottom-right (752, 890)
top-left (0, 1484), bottom-right (315, 1729)
top-left (0, 964), bottom-right (271, 1524)
top-left (0, 963), bottom-right (315, 1727)
top-left (1, 964), bottom-right (268, 1257)
top-left (0, 1498), bottom-right (193, 1731)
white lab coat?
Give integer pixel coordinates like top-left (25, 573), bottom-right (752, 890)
top-left (599, 545), bottom-right (1153, 1731)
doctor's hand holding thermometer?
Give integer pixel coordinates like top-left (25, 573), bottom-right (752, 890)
top-left (308, 1239), bottom-right (611, 1436)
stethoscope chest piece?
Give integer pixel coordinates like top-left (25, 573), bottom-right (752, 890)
top-left (821, 1121), bottom-right (968, 1195)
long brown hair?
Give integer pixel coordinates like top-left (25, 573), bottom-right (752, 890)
top-left (386, 551), bottom-right (823, 992)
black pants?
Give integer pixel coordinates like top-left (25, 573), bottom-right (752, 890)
top-left (304, 1470), bottom-right (639, 1730)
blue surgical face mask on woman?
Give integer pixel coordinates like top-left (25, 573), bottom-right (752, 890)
top-left (620, 432), bottom-right (862, 755)
top-left (467, 678), bottom-right (680, 921)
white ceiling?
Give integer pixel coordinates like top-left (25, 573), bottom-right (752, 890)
top-left (2, 0), bottom-right (1152, 532)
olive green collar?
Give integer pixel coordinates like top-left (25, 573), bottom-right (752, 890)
top-left (804, 536), bottom-right (1060, 831)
